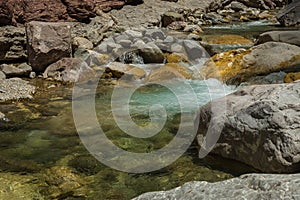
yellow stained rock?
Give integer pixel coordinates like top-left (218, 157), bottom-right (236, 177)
top-left (284, 72), bottom-right (300, 83)
top-left (201, 34), bottom-right (253, 45)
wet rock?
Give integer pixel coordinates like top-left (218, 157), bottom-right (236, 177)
top-left (26, 21), bottom-right (72, 72)
top-left (0, 78), bottom-right (35, 102)
top-left (162, 11), bottom-right (184, 27)
top-left (197, 82), bottom-right (300, 173)
top-left (0, 63), bottom-right (32, 78)
top-left (68, 155), bottom-right (104, 175)
top-left (43, 58), bottom-right (96, 83)
top-left (256, 30), bottom-right (300, 46)
top-left (200, 34), bottom-right (253, 55)
top-left (43, 166), bottom-right (86, 199)
top-left (0, 26), bottom-right (27, 62)
top-left (134, 174), bottom-right (300, 199)
top-left (104, 62), bottom-right (146, 79)
top-left (200, 42), bottom-right (300, 84)
top-left (277, 0), bottom-right (300, 27)
top-left (284, 72), bottom-right (300, 83)
top-left (0, 155), bottom-right (41, 173)
top-left (145, 63), bottom-right (193, 82)
top-left (73, 37), bottom-right (94, 50)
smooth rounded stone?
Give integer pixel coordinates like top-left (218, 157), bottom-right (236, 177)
top-left (171, 43), bottom-right (185, 53)
top-left (104, 62), bottom-right (146, 79)
top-left (0, 71), bottom-right (6, 80)
top-left (43, 58), bottom-right (96, 83)
top-left (145, 63), bottom-right (193, 82)
top-left (119, 39), bottom-right (132, 47)
top-left (138, 42), bottom-right (165, 63)
top-left (0, 26), bottom-right (27, 62)
top-left (133, 173), bottom-right (300, 200)
top-left (276, 0), bottom-right (300, 27)
top-left (183, 25), bottom-right (203, 33)
top-left (161, 11), bottom-right (184, 27)
top-left (144, 29), bottom-right (166, 40)
top-left (200, 42), bottom-right (300, 84)
top-left (73, 36), bottom-right (93, 50)
top-left (228, 1), bottom-right (248, 12)
top-left (256, 31), bottom-right (300, 47)
top-left (26, 21), bottom-right (72, 72)
top-left (197, 82), bottom-right (300, 173)
top-left (183, 40), bottom-right (209, 63)
top-left (284, 72), bottom-right (300, 83)
top-left (0, 78), bottom-right (35, 102)
top-left (131, 40), bottom-right (146, 49)
top-left (124, 30), bottom-right (143, 39)
top-left (187, 33), bottom-right (201, 40)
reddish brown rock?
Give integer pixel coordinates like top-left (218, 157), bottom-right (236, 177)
top-left (0, 0), bottom-right (144, 26)
top-left (26, 21), bottom-right (72, 72)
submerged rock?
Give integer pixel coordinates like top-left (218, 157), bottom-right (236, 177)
top-left (197, 82), bottom-right (300, 173)
top-left (26, 21), bottom-right (72, 72)
top-left (134, 173), bottom-right (300, 199)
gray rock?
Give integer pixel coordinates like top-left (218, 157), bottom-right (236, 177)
top-left (197, 82), bottom-right (300, 173)
top-left (72, 37), bottom-right (93, 50)
top-left (229, 1), bottom-right (247, 12)
top-left (138, 42), bottom-right (165, 63)
top-left (26, 21), bottom-right (72, 72)
top-left (43, 58), bottom-right (95, 83)
top-left (74, 48), bottom-right (112, 67)
top-left (256, 31), bottom-right (300, 46)
top-left (164, 36), bottom-right (175, 43)
top-left (29, 72), bottom-right (36, 79)
top-left (183, 40), bottom-right (209, 64)
top-left (242, 42), bottom-right (300, 75)
top-left (0, 63), bottom-right (31, 77)
top-left (134, 173), bottom-right (300, 200)
top-left (171, 43), bottom-right (185, 53)
top-left (144, 29), bottom-right (166, 40)
top-left (277, 0), bottom-right (300, 27)
top-left (0, 71), bottom-right (6, 80)
top-left (124, 30), bottom-right (143, 39)
top-left (0, 78), bottom-right (35, 102)
top-left (0, 26), bottom-right (27, 62)
top-left (119, 39), bottom-right (132, 47)
top-left (246, 71), bottom-right (287, 85)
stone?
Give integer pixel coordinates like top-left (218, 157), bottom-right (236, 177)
top-left (0, 63), bottom-right (31, 77)
top-left (256, 31), bottom-right (300, 46)
top-left (144, 29), bottom-right (166, 40)
top-left (183, 25), bottom-right (203, 33)
top-left (183, 40), bottom-right (209, 64)
top-left (43, 58), bottom-right (96, 82)
top-left (104, 62), bottom-right (146, 80)
top-left (197, 82), bottom-right (300, 173)
top-left (229, 1), bottom-right (247, 12)
top-left (277, 0), bottom-right (300, 27)
top-left (0, 78), bottom-right (35, 102)
top-left (124, 30), bottom-right (143, 39)
top-left (137, 42), bottom-right (165, 63)
top-left (134, 174), bottom-right (300, 200)
top-left (0, 26), bottom-right (27, 62)
top-left (200, 42), bottom-right (300, 84)
top-left (145, 63), bottom-right (193, 82)
top-left (26, 21), bottom-right (72, 72)
top-left (161, 11), bottom-right (184, 27)
top-left (74, 48), bottom-right (111, 67)
top-left (284, 72), bottom-right (300, 83)
top-left (73, 37), bottom-right (94, 50)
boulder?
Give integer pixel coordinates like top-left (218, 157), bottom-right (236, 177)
top-left (72, 37), bottom-right (94, 50)
top-left (137, 42), bottom-right (165, 63)
top-left (0, 26), bottom-right (27, 62)
top-left (200, 42), bottom-right (300, 84)
top-left (197, 82), bottom-right (300, 173)
top-left (256, 31), bottom-right (300, 46)
top-left (277, 0), bottom-right (300, 27)
top-left (134, 174), bottom-right (300, 199)
top-left (104, 62), bottom-right (146, 80)
top-left (43, 58), bottom-right (96, 82)
top-left (145, 63), bottom-right (193, 82)
top-left (26, 21), bottom-right (72, 72)
top-left (0, 71), bottom-right (6, 80)
top-left (161, 11), bottom-right (184, 27)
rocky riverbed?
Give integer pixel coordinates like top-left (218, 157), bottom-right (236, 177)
top-left (0, 0), bottom-right (300, 199)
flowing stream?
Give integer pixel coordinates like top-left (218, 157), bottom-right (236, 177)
top-left (0, 22), bottom-right (287, 199)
